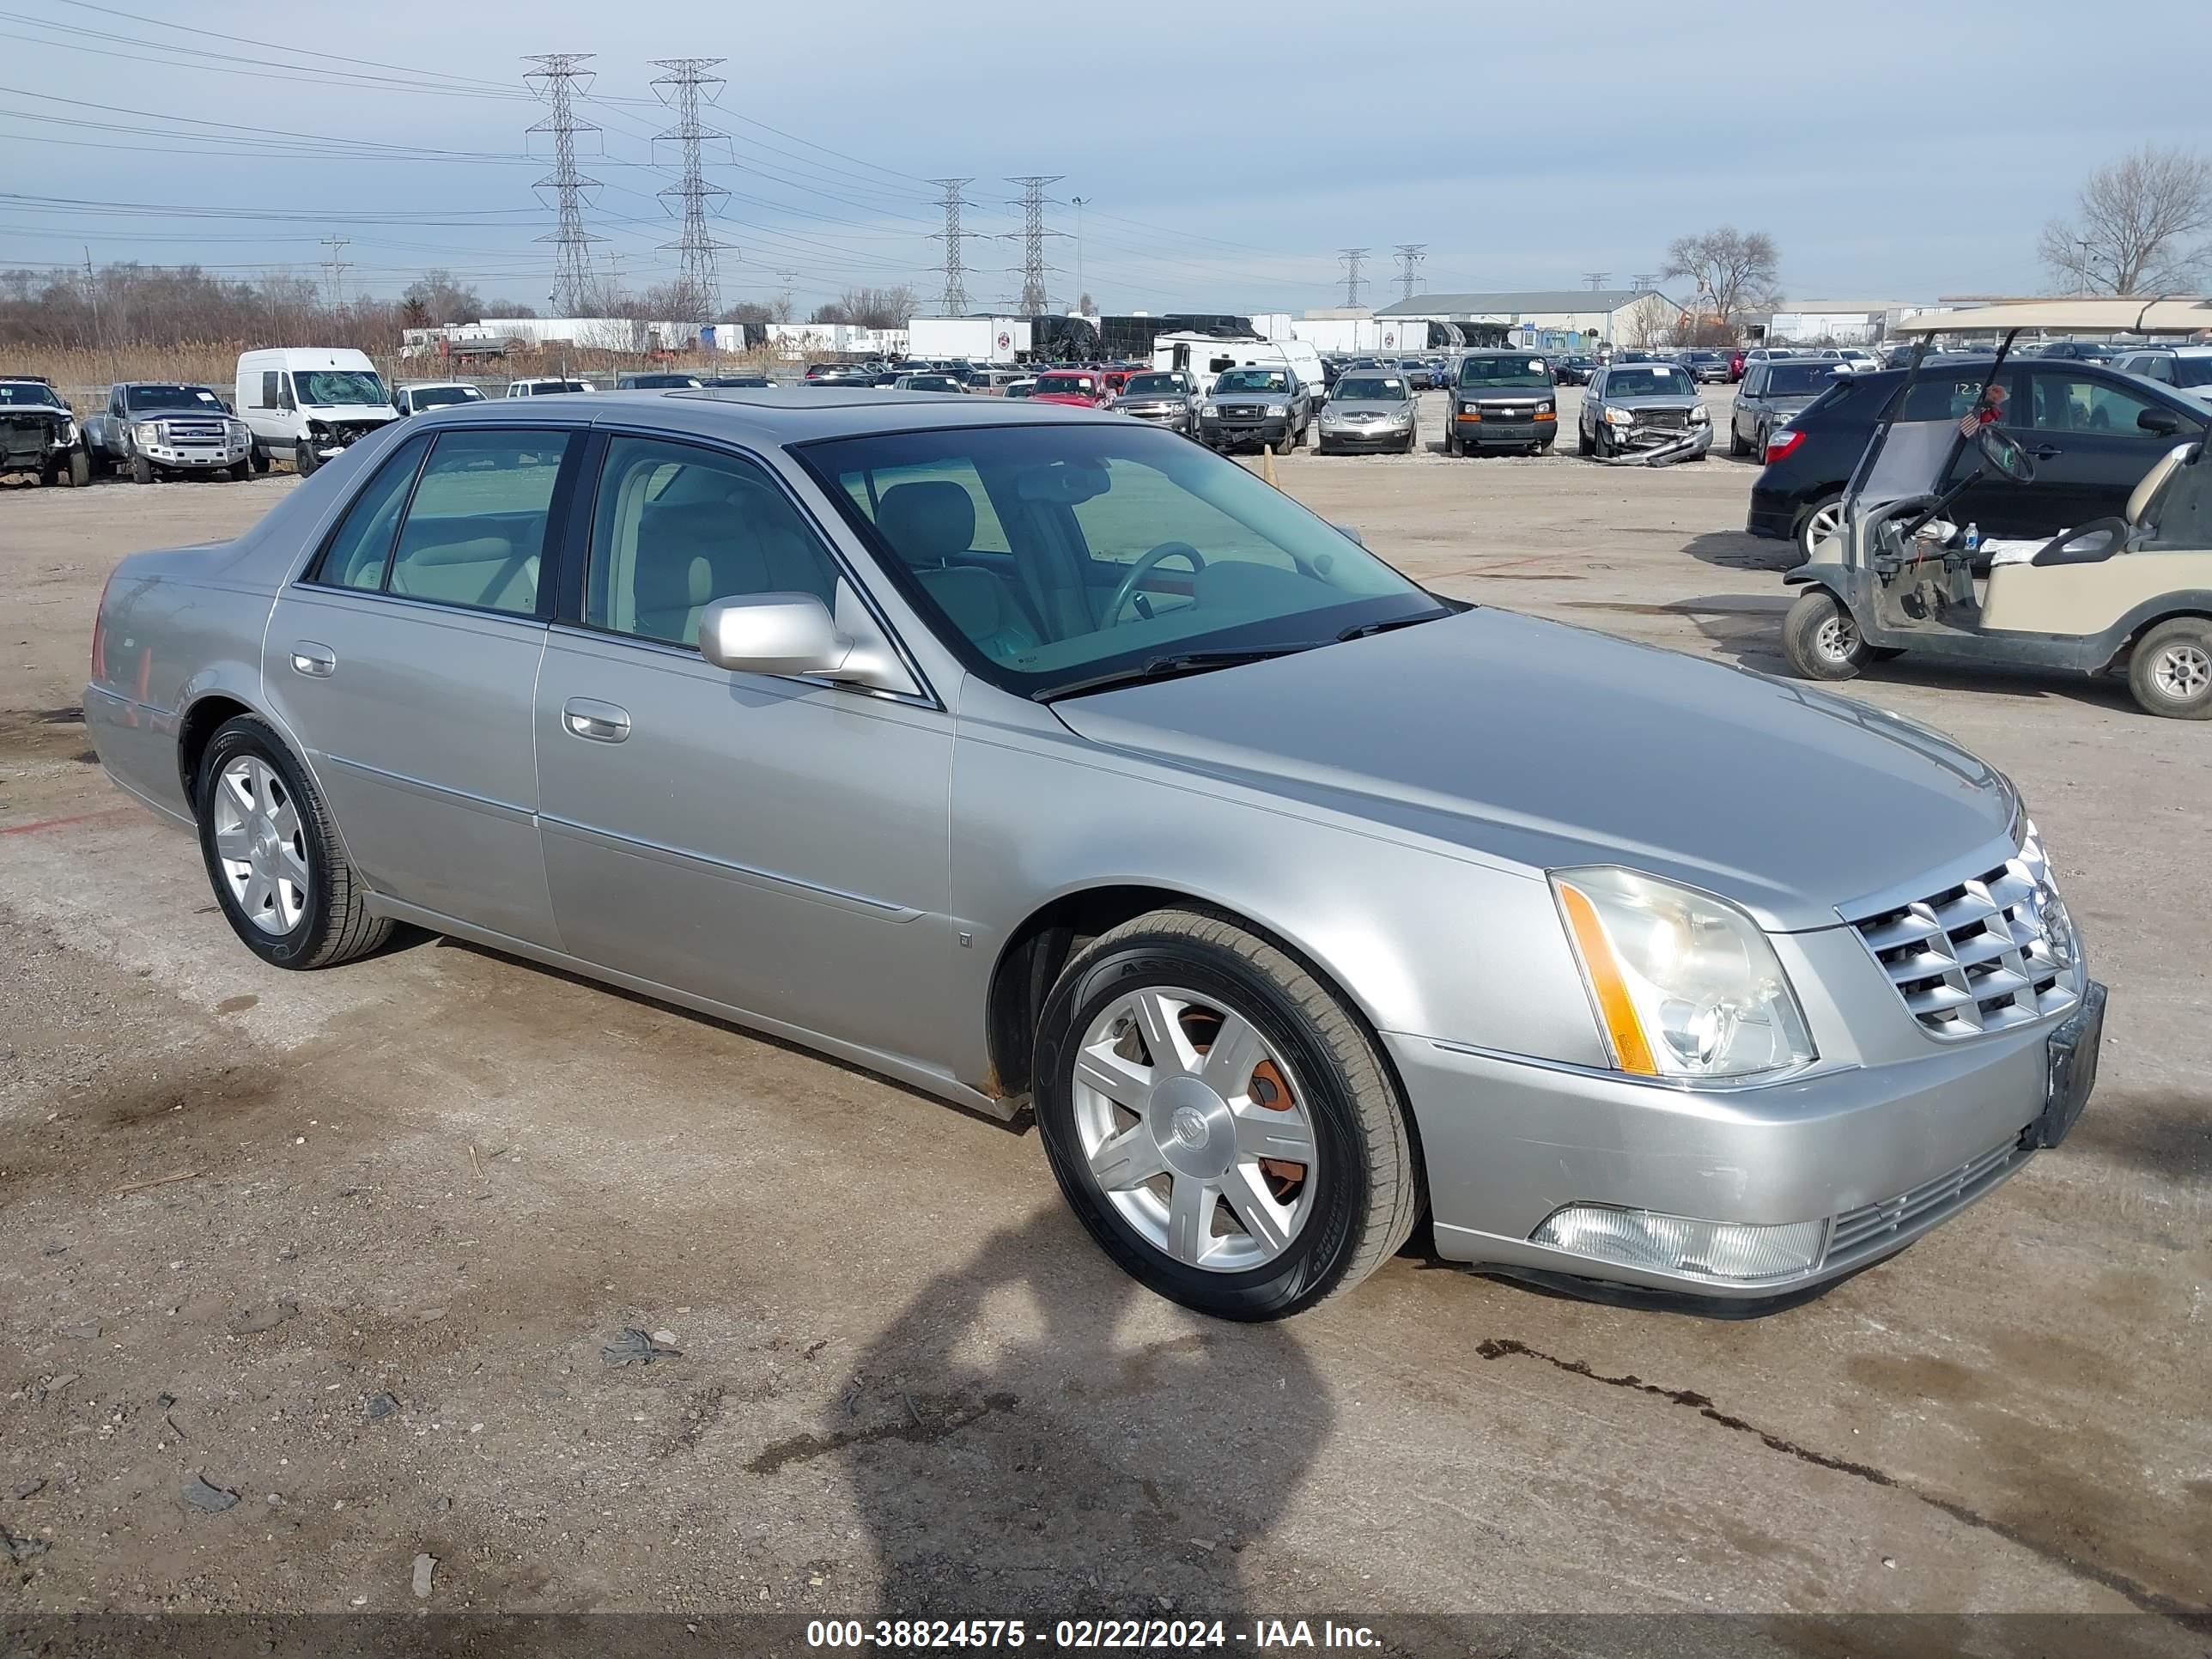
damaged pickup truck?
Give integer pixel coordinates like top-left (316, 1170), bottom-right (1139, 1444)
top-left (0, 374), bottom-right (91, 488)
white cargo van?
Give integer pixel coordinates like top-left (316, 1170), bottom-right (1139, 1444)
top-left (1151, 332), bottom-right (1328, 404)
top-left (234, 347), bottom-right (398, 477)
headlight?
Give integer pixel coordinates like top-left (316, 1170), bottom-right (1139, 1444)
top-left (1551, 867), bottom-right (1814, 1080)
top-left (227, 419), bottom-right (249, 441)
top-left (133, 422), bottom-right (161, 443)
top-left (1603, 406), bottom-right (1633, 425)
top-left (1264, 402), bottom-right (1288, 416)
top-left (1320, 410), bottom-right (1340, 424)
top-left (1536, 400), bottom-right (1555, 415)
top-left (1688, 406), bottom-right (1711, 423)
top-left (1200, 402), bottom-right (1218, 416)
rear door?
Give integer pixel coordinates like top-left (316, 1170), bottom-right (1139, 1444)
top-left (263, 423), bottom-right (583, 945)
top-left (2014, 368), bottom-right (2206, 530)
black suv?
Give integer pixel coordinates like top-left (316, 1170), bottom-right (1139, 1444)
top-left (1748, 358), bottom-right (2210, 560)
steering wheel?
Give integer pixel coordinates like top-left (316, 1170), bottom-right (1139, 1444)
top-left (1107, 541), bottom-right (1206, 622)
top-left (1977, 424), bottom-right (2037, 484)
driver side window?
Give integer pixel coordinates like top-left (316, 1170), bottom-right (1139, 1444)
top-left (2027, 374), bottom-right (2157, 436)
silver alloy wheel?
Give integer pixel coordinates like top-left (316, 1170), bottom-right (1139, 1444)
top-left (210, 755), bottom-right (310, 935)
top-left (1071, 986), bottom-right (1318, 1273)
top-left (2152, 641), bottom-right (2211, 699)
top-left (1802, 500), bottom-right (1844, 556)
top-left (1814, 609), bottom-right (1860, 664)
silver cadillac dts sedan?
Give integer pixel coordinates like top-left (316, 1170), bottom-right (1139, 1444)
top-left (85, 388), bottom-right (2105, 1320)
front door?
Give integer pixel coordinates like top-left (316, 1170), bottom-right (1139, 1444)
top-left (2013, 369), bottom-right (2205, 532)
top-left (263, 424), bottom-right (579, 945)
top-left (533, 433), bottom-right (960, 1070)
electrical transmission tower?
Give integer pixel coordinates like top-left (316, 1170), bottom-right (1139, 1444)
top-left (1339, 247), bottom-right (1370, 308)
top-left (1006, 176), bottom-right (1063, 314)
top-left (651, 58), bottom-right (732, 325)
top-left (1393, 243), bottom-right (1426, 303)
top-left (929, 179), bottom-right (983, 316)
top-left (1630, 272), bottom-right (1657, 291)
top-left (1583, 271), bottom-right (1610, 290)
top-left (524, 54), bottom-right (605, 316)
top-left (319, 235), bottom-right (351, 308)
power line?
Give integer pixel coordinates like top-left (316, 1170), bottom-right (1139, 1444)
top-left (1393, 243), bottom-right (1425, 303)
top-left (1006, 175), bottom-right (1062, 315)
top-left (1339, 246), bottom-right (1369, 308)
top-left (927, 178), bottom-right (983, 317)
top-left (524, 53), bottom-right (604, 315)
top-left (650, 57), bottom-right (732, 323)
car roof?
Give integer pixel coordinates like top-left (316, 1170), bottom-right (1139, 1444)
top-left (407, 386), bottom-right (1109, 443)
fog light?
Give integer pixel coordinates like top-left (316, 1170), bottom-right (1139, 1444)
top-left (1529, 1205), bottom-right (1825, 1282)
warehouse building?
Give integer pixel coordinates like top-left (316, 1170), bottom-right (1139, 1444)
top-left (1374, 288), bottom-right (1686, 350)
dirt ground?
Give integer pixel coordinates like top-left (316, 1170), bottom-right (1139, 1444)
top-left (1, 389), bottom-right (2207, 1645)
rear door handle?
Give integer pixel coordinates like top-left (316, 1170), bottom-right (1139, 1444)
top-left (562, 697), bottom-right (631, 744)
top-left (289, 642), bottom-right (336, 678)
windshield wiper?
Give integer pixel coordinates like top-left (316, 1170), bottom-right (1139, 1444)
top-left (1335, 610), bottom-right (1449, 642)
top-left (1036, 645), bottom-right (1315, 703)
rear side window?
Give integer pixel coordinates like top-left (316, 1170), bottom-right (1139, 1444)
top-left (384, 429), bottom-right (571, 616)
top-left (259, 371), bottom-right (279, 409)
top-left (310, 434), bottom-right (430, 591)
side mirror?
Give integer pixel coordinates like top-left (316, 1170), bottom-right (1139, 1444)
top-left (2139, 408), bottom-right (2183, 437)
top-left (697, 592), bottom-right (910, 692)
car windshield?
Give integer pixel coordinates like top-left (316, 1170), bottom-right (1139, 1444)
top-left (1459, 357), bottom-right (1550, 388)
top-left (0, 381), bottom-right (65, 407)
top-left (1605, 367), bottom-right (1694, 398)
top-left (804, 423), bottom-right (1445, 699)
top-left (295, 369), bottom-right (386, 406)
top-left (410, 386), bottom-right (482, 408)
top-left (1212, 369), bottom-right (1291, 393)
top-left (1036, 375), bottom-right (1096, 396)
top-left (1334, 377), bottom-right (1407, 401)
top-left (1123, 374), bottom-right (1182, 395)
top-left (126, 384), bottom-right (224, 411)
top-left (1763, 362), bottom-right (1836, 396)
top-left (906, 377), bottom-right (961, 392)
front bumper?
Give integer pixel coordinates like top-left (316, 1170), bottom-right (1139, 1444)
top-left (1118, 404), bottom-right (1191, 428)
top-left (1454, 410), bottom-right (1557, 447)
top-left (1607, 419), bottom-right (1712, 455)
top-left (139, 441), bottom-right (250, 469)
top-left (1200, 418), bottom-right (1291, 448)
top-left (1383, 981), bottom-right (2105, 1302)
top-left (1316, 422), bottom-right (1413, 451)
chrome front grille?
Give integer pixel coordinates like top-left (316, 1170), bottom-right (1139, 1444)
top-left (1848, 835), bottom-right (2080, 1039)
top-left (1635, 408), bottom-right (1689, 429)
top-left (163, 419), bottom-right (230, 443)
top-left (1826, 1137), bottom-right (2027, 1261)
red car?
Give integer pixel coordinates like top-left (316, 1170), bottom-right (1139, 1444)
top-left (1728, 349), bottom-right (1747, 381)
top-left (1030, 369), bottom-right (1109, 407)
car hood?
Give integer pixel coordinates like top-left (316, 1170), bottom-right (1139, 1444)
top-left (1608, 393), bottom-right (1703, 411)
top-left (2, 404), bottom-right (71, 424)
top-left (1048, 608), bottom-right (2015, 932)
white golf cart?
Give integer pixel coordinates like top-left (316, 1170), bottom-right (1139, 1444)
top-left (1780, 298), bottom-right (2212, 719)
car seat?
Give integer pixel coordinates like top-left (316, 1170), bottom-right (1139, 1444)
top-left (874, 481), bottom-right (1039, 661)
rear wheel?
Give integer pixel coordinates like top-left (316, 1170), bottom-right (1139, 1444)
top-left (2127, 618), bottom-right (2212, 719)
top-left (1033, 908), bottom-right (1420, 1322)
top-left (1783, 588), bottom-right (1869, 681)
top-left (251, 441), bottom-right (272, 475)
top-left (194, 715), bottom-right (392, 969)
top-left (1796, 493), bottom-right (1845, 561)
top-left (1577, 421), bottom-right (1593, 457)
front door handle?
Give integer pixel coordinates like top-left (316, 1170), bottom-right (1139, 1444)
top-left (2030, 444), bottom-right (2063, 459)
top-left (289, 642), bottom-right (336, 678)
top-left (562, 697), bottom-right (631, 744)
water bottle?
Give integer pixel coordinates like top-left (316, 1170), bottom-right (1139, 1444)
top-left (1963, 522), bottom-right (1981, 554)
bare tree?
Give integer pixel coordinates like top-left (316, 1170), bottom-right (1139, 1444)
top-left (811, 285), bottom-right (915, 330)
top-left (399, 269), bottom-right (483, 326)
top-left (1661, 228), bottom-right (1779, 326)
top-left (2039, 145), bottom-right (2212, 294)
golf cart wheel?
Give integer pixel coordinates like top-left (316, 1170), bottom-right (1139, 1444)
top-left (1796, 494), bottom-right (1844, 561)
top-left (1783, 588), bottom-right (1869, 681)
top-left (2128, 618), bottom-right (2212, 720)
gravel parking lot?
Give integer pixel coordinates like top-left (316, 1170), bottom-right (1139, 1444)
top-left (1, 388), bottom-right (2206, 1638)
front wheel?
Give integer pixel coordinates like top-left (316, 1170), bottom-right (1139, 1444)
top-left (1729, 422), bottom-right (1750, 459)
top-left (195, 715), bottom-right (392, 969)
top-left (294, 441), bottom-right (319, 477)
top-left (2128, 618), bottom-right (2212, 719)
top-left (130, 453), bottom-right (154, 485)
top-left (1782, 588), bottom-right (1869, 681)
top-left (229, 456), bottom-right (252, 483)
top-left (251, 441), bottom-right (272, 475)
top-left (63, 448), bottom-right (90, 487)
top-left (1033, 908), bottom-right (1420, 1322)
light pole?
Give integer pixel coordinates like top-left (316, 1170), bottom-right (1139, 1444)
top-left (1070, 195), bottom-right (1089, 312)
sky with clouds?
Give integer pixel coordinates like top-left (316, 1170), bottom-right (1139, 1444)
top-left (5, 0), bottom-right (2209, 317)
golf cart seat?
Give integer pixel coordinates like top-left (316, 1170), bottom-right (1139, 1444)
top-left (2027, 441), bottom-right (2203, 568)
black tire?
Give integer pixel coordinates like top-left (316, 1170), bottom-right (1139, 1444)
top-left (1577, 421), bottom-right (1593, 457)
top-left (2126, 617), bottom-right (2212, 720)
top-left (1729, 421), bottom-right (1750, 459)
top-left (251, 441), bottom-right (272, 475)
top-left (228, 456), bottom-right (252, 483)
top-left (130, 452), bottom-right (154, 485)
top-left (1033, 908), bottom-right (1420, 1322)
top-left (194, 714), bottom-right (392, 969)
top-left (1443, 422), bottom-right (1460, 457)
top-left (1781, 588), bottom-right (1868, 681)
top-left (63, 448), bottom-right (90, 487)
top-left (85, 448), bottom-right (109, 480)
top-left (294, 441), bottom-right (319, 477)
